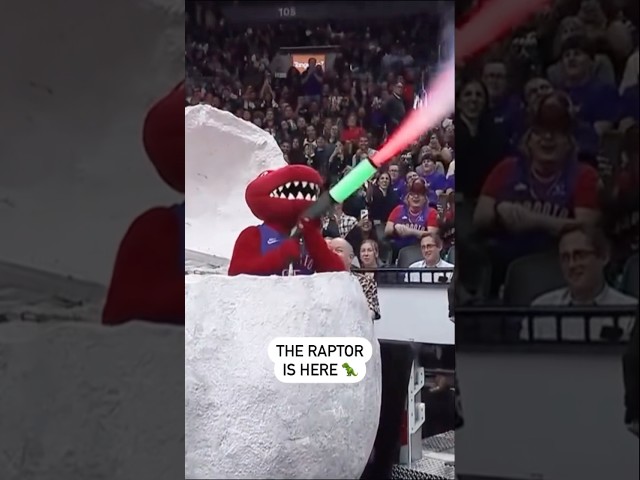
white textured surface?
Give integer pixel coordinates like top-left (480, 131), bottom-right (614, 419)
top-left (185, 272), bottom-right (382, 479)
top-left (0, 0), bottom-right (183, 284)
top-left (0, 321), bottom-right (184, 480)
top-left (185, 106), bottom-right (286, 260)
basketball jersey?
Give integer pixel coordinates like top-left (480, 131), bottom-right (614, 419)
top-left (172, 202), bottom-right (185, 270)
top-left (496, 156), bottom-right (577, 256)
top-left (392, 205), bottom-right (429, 249)
top-left (257, 224), bottom-right (315, 276)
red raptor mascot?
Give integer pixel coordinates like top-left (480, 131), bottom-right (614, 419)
top-left (102, 81), bottom-right (184, 325)
top-left (228, 165), bottom-right (345, 276)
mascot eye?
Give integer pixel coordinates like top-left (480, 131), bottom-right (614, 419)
top-left (258, 170), bottom-right (273, 178)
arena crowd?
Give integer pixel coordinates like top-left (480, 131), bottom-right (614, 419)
top-left (455, 0), bottom-right (639, 343)
top-left (185, 2), bottom-right (456, 283)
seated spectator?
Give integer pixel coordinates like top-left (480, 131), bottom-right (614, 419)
top-left (358, 239), bottom-right (384, 272)
top-left (404, 233), bottom-right (453, 284)
top-left (396, 170), bottom-right (420, 200)
top-left (482, 59), bottom-right (522, 128)
top-left (329, 237), bottom-right (380, 321)
top-left (351, 135), bottom-right (378, 166)
top-left (385, 178), bottom-right (439, 261)
top-left (417, 153), bottom-right (447, 206)
top-left (525, 224), bottom-right (637, 342)
top-left (554, 34), bottom-right (619, 137)
top-left (366, 172), bottom-right (400, 228)
top-left (474, 92), bottom-right (601, 290)
top-left (324, 202), bottom-right (358, 239)
top-left (387, 162), bottom-right (404, 198)
top-left (546, 16), bottom-right (616, 88)
top-left (341, 113), bottom-right (366, 145)
top-left (455, 78), bottom-right (508, 200)
top-left (346, 216), bottom-right (383, 260)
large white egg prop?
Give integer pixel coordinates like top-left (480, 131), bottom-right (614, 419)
top-left (185, 272), bottom-right (382, 479)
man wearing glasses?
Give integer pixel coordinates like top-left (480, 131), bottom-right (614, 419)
top-left (526, 224), bottom-right (637, 341)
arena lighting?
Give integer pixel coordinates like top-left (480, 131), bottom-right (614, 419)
top-left (291, 0), bottom-right (552, 232)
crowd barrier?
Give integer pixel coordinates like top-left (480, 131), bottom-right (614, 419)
top-left (456, 305), bottom-right (637, 345)
top-left (455, 307), bottom-right (638, 480)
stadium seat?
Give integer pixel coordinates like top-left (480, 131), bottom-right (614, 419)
top-left (456, 240), bottom-right (491, 299)
top-left (620, 253), bottom-right (639, 298)
top-left (503, 251), bottom-right (566, 306)
top-left (397, 245), bottom-right (422, 268)
top-left (446, 245), bottom-right (455, 264)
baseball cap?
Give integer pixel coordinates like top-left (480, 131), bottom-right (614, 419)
top-left (408, 177), bottom-right (427, 195)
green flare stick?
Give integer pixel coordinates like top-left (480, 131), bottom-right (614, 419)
top-left (290, 159), bottom-right (377, 237)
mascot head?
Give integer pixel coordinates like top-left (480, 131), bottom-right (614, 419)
top-left (143, 81), bottom-right (185, 193)
top-left (245, 165), bottom-right (322, 226)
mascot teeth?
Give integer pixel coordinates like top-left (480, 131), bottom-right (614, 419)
top-left (268, 180), bottom-right (320, 201)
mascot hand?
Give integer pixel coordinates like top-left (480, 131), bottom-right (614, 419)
top-left (297, 216), bottom-right (322, 233)
top-left (281, 237), bottom-right (302, 262)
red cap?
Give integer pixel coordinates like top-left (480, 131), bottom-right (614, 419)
top-left (532, 92), bottom-right (573, 133)
top-left (408, 177), bottom-right (427, 195)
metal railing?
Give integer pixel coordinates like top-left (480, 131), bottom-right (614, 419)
top-left (456, 306), bottom-right (638, 346)
top-left (353, 267), bottom-right (454, 286)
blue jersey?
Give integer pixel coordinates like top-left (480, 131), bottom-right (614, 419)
top-left (172, 202), bottom-right (185, 270)
top-left (496, 156), bottom-right (577, 256)
top-left (390, 205), bottom-right (430, 250)
top-left (257, 224), bottom-right (315, 276)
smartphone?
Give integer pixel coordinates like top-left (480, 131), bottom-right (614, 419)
top-left (360, 209), bottom-right (369, 220)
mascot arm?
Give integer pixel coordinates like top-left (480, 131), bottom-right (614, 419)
top-left (301, 225), bottom-right (347, 273)
top-left (228, 226), bottom-right (301, 276)
top-left (103, 207), bottom-right (184, 325)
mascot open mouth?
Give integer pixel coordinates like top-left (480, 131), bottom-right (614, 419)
top-left (269, 181), bottom-right (320, 201)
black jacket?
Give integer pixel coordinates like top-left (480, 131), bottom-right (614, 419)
top-left (623, 315), bottom-right (639, 424)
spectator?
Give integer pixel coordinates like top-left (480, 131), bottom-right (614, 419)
top-left (327, 141), bottom-right (349, 187)
top-left (341, 113), bottom-right (367, 144)
top-left (474, 92), bottom-right (601, 290)
top-left (351, 135), bottom-right (378, 166)
top-left (187, 5), bottom-right (452, 273)
top-left (387, 162), bottom-right (404, 197)
top-left (405, 233), bottom-right (454, 284)
top-left (324, 202), bottom-right (358, 239)
top-left (456, 0), bottom-right (640, 344)
top-left (547, 16), bottom-right (617, 87)
top-left (417, 153), bottom-right (447, 206)
top-left (526, 224), bottom-right (637, 342)
top-left (329, 237), bottom-right (380, 321)
top-left (301, 58), bottom-right (324, 105)
top-left (554, 34), bottom-right (619, 137)
top-left (385, 178), bottom-right (439, 260)
top-left (455, 78), bottom-right (508, 200)
top-left (358, 239), bottom-right (384, 271)
top-left (366, 172), bottom-right (400, 230)
top-left (482, 59), bottom-right (522, 126)
top-left (384, 81), bottom-right (407, 134)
